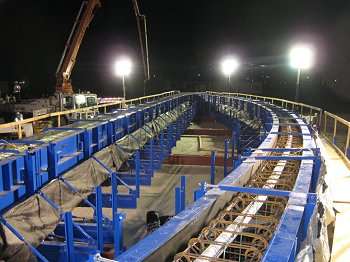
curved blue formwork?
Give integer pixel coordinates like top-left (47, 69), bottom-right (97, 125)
top-left (0, 93), bottom-right (197, 261)
top-left (0, 92), bottom-right (323, 262)
top-left (115, 93), bottom-right (322, 262)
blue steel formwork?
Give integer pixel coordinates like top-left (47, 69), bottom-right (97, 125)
top-left (1, 92), bottom-right (323, 262)
top-left (0, 94), bottom-right (197, 261)
top-left (116, 93), bottom-right (322, 262)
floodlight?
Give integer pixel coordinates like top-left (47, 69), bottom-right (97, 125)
top-left (221, 59), bottom-right (239, 76)
top-left (290, 45), bottom-right (313, 69)
top-left (115, 59), bottom-right (132, 77)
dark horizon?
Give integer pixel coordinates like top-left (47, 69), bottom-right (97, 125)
top-left (0, 0), bottom-right (349, 109)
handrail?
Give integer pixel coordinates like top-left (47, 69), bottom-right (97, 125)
top-left (205, 91), bottom-right (323, 126)
top-left (0, 90), bottom-right (180, 138)
top-left (324, 111), bottom-right (350, 127)
top-left (205, 91), bottom-right (350, 167)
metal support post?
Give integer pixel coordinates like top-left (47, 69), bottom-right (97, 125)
top-left (112, 173), bottom-right (118, 211)
top-left (175, 187), bottom-right (181, 215)
top-left (312, 149), bottom-right (321, 192)
top-left (135, 151), bottom-right (141, 198)
top-left (231, 130), bottom-right (235, 165)
top-left (234, 154), bottom-right (242, 169)
top-left (235, 120), bottom-right (240, 154)
top-left (302, 193), bottom-right (317, 241)
top-left (64, 212), bottom-right (75, 262)
top-left (95, 186), bottom-right (104, 252)
top-left (48, 143), bottom-right (58, 180)
top-left (160, 131), bottom-right (165, 161)
top-left (150, 139), bottom-right (154, 177)
top-left (180, 176), bottom-right (186, 211)
top-left (211, 150), bottom-right (216, 184)
top-left (194, 183), bottom-right (206, 202)
top-left (24, 151), bottom-right (36, 196)
top-left (168, 123), bottom-right (174, 148)
top-left (113, 212), bottom-right (126, 257)
top-left (224, 139), bottom-right (229, 177)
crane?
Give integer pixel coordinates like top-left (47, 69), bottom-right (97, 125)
top-left (132, 0), bottom-right (150, 95)
top-left (55, 0), bottom-right (101, 94)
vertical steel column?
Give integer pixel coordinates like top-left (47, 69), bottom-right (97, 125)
top-left (83, 130), bottom-right (91, 159)
top-left (160, 131), bottom-right (165, 161)
top-left (302, 193), bottom-right (317, 241)
top-left (150, 139), bottom-right (154, 177)
top-left (312, 150), bottom-right (321, 193)
top-left (112, 172), bottom-right (125, 257)
top-left (25, 151), bottom-right (36, 195)
top-left (135, 151), bottom-right (140, 198)
top-left (113, 212), bottom-right (125, 257)
top-left (111, 172), bottom-right (118, 211)
top-left (2, 162), bottom-right (13, 191)
top-left (224, 139), bottom-right (229, 177)
top-left (64, 212), bottom-right (75, 262)
top-left (211, 150), bottom-right (216, 184)
top-left (180, 176), bottom-right (186, 211)
top-left (175, 187), bottom-right (181, 215)
top-left (194, 183), bottom-right (206, 202)
top-left (231, 130), bottom-right (235, 165)
top-left (234, 154), bottom-right (242, 169)
top-left (96, 186), bottom-right (104, 252)
top-left (48, 143), bottom-right (58, 180)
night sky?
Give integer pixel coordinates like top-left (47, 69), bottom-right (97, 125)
top-left (0, 0), bottom-right (349, 108)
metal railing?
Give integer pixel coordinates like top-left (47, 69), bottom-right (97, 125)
top-left (205, 91), bottom-right (350, 167)
top-left (0, 90), bottom-right (179, 139)
top-left (323, 111), bottom-right (350, 167)
top-left (205, 91), bottom-right (323, 127)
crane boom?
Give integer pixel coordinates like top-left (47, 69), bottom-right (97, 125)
top-left (55, 0), bottom-right (101, 94)
top-left (132, 0), bottom-right (150, 85)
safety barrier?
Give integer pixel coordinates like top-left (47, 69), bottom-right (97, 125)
top-left (206, 91), bottom-right (350, 167)
top-left (0, 90), bottom-right (180, 139)
top-left (323, 111), bottom-right (350, 166)
top-left (0, 93), bottom-right (198, 262)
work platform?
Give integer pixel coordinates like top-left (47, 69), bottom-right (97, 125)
top-left (0, 91), bottom-right (349, 262)
top-left (322, 137), bottom-right (350, 262)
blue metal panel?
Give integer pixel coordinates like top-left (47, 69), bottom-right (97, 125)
top-left (0, 153), bottom-right (27, 212)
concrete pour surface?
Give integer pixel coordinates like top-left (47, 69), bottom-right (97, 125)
top-left (73, 164), bottom-right (224, 249)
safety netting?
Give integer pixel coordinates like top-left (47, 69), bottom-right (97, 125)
top-left (0, 101), bottom-right (192, 261)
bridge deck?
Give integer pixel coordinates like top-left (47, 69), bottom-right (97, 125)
top-left (323, 138), bottom-right (350, 261)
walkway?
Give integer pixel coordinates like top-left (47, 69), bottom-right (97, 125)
top-left (322, 138), bottom-right (350, 261)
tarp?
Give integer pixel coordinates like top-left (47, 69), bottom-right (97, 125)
top-left (216, 104), bottom-right (262, 130)
top-left (0, 101), bottom-right (192, 261)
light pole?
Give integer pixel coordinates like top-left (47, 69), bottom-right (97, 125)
top-left (115, 59), bottom-right (132, 100)
top-left (289, 45), bottom-right (313, 102)
top-left (221, 58), bottom-right (239, 92)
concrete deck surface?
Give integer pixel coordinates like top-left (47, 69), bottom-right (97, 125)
top-left (321, 138), bottom-right (350, 262)
top-left (73, 164), bottom-right (224, 249)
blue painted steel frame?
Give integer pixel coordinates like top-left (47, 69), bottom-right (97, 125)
top-left (116, 94), bottom-right (321, 262)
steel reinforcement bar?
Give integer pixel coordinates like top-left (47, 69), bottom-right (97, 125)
top-left (115, 94), bottom-right (320, 262)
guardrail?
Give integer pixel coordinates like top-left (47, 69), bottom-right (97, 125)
top-left (323, 111), bottom-right (350, 167)
top-left (205, 91), bottom-right (350, 167)
top-left (0, 90), bottom-right (180, 139)
top-left (205, 91), bottom-right (323, 127)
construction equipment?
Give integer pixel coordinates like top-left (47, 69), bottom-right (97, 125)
top-left (0, 0), bottom-right (101, 125)
top-left (132, 0), bottom-right (150, 95)
top-left (55, 0), bottom-right (101, 94)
